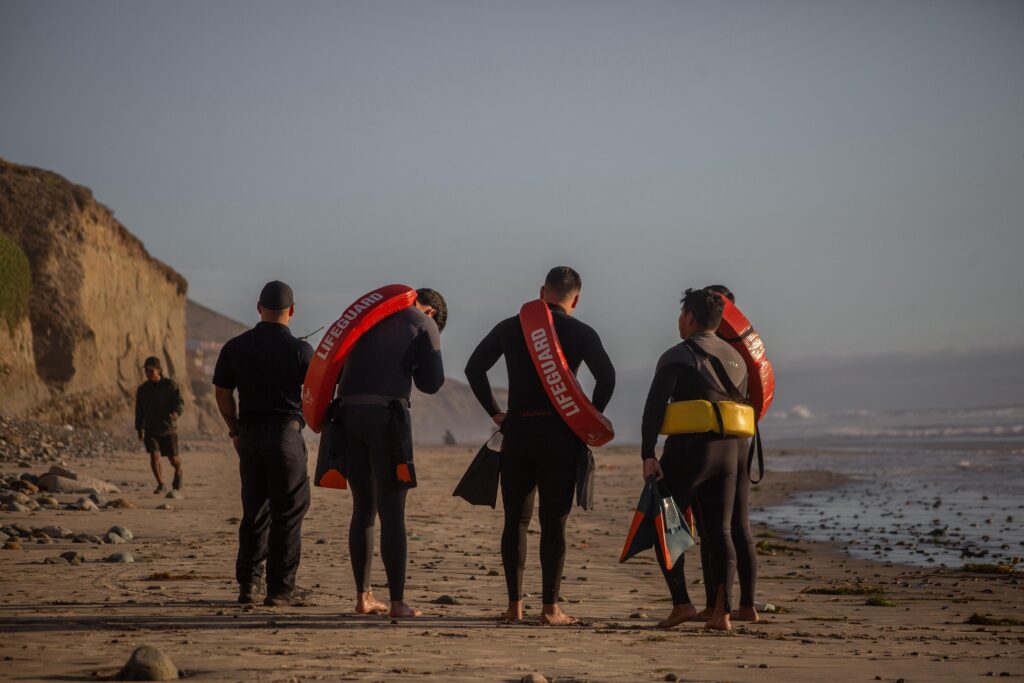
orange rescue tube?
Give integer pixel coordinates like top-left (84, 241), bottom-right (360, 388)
top-left (518, 299), bottom-right (614, 447)
top-left (715, 295), bottom-right (775, 421)
top-left (302, 284), bottom-right (417, 433)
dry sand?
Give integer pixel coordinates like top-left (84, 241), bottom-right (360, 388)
top-left (1, 440), bottom-right (1022, 682)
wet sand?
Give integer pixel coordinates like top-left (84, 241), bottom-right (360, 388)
top-left (1, 441), bottom-right (1022, 682)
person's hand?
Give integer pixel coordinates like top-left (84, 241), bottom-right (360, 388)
top-left (492, 411), bottom-right (506, 428)
top-left (232, 435), bottom-right (240, 454)
top-left (169, 412), bottom-right (178, 421)
top-left (642, 457), bottom-right (664, 481)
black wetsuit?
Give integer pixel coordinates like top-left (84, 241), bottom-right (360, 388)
top-left (337, 306), bottom-right (443, 602)
top-left (694, 438), bottom-right (757, 608)
top-left (640, 331), bottom-right (748, 610)
top-left (465, 303), bottom-right (615, 604)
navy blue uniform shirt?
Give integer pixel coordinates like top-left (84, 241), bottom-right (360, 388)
top-left (213, 322), bottom-right (314, 424)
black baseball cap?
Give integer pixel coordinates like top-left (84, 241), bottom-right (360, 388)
top-left (258, 281), bottom-right (294, 310)
top-left (143, 356), bottom-right (162, 369)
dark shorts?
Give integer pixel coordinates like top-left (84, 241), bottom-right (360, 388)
top-left (144, 433), bottom-right (179, 458)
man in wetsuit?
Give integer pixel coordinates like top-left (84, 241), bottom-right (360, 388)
top-left (213, 281), bottom-right (314, 606)
top-left (465, 267), bottom-right (615, 625)
top-left (336, 288), bottom-right (446, 618)
top-left (135, 356), bottom-right (185, 495)
top-left (640, 287), bottom-right (748, 631)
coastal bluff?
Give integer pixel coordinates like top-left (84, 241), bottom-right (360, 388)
top-left (0, 158), bottom-right (193, 426)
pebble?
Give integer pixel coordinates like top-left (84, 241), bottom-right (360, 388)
top-left (629, 612), bottom-right (648, 619)
top-left (431, 595), bottom-right (460, 605)
top-left (36, 496), bottom-right (60, 507)
top-left (665, 675), bottom-right (679, 682)
top-left (105, 552), bottom-right (135, 563)
top-left (105, 532), bottom-right (128, 544)
top-left (37, 525), bottom-right (72, 539)
top-left (156, 504), bottom-right (174, 511)
top-left (3, 541), bottom-right (22, 550)
top-left (43, 556), bottom-right (69, 565)
top-left (118, 645), bottom-right (179, 680)
top-left (108, 525), bottom-right (134, 540)
top-left (73, 532), bottom-right (103, 544)
top-left (60, 551), bottom-right (84, 565)
top-left (106, 499), bottom-right (137, 509)
top-left (5, 501), bottom-right (29, 512)
top-left (521, 674), bottom-right (548, 683)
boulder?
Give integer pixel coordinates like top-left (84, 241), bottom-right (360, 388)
top-left (117, 645), bottom-right (179, 680)
top-left (105, 552), bottom-right (134, 563)
top-left (108, 525), bottom-right (134, 541)
top-left (37, 472), bottom-right (119, 495)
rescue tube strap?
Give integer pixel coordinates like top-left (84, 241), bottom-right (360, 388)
top-left (747, 423), bottom-right (764, 484)
top-left (710, 401), bottom-right (726, 438)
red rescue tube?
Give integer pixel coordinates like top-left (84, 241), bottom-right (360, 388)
top-left (518, 299), bottom-right (614, 447)
top-left (302, 284), bottom-right (418, 433)
top-left (715, 295), bottom-right (775, 421)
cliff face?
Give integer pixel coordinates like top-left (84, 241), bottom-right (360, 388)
top-left (0, 158), bottom-right (193, 426)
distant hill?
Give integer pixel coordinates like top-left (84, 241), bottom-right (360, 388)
top-left (187, 300), bottom-right (247, 345)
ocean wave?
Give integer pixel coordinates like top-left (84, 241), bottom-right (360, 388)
top-left (827, 424), bottom-right (1024, 439)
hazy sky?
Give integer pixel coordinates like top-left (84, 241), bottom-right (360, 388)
top-left (2, 1), bottom-right (1022, 417)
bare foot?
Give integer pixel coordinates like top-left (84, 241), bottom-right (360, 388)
top-left (733, 605), bottom-right (760, 622)
top-left (355, 591), bottom-right (389, 615)
top-left (704, 611), bottom-right (732, 631)
top-left (540, 604), bottom-right (578, 626)
top-left (499, 600), bottom-right (524, 623)
top-left (657, 603), bottom-right (699, 628)
top-left (389, 601), bottom-right (422, 618)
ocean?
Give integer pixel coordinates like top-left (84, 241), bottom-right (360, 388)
top-left (753, 405), bottom-right (1024, 568)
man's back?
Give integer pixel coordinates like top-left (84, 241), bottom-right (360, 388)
top-left (338, 306), bottom-right (444, 399)
top-left (466, 303), bottom-right (615, 417)
top-left (214, 322), bottom-right (313, 423)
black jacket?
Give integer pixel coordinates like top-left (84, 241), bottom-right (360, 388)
top-left (135, 378), bottom-right (185, 435)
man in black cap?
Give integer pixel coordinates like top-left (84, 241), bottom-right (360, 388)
top-left (135, 355), bottom-right (185, 495)
top-left (213, 280), bottom-right (314, 606)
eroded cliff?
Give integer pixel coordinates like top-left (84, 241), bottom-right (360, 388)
top-left (0, 158), bottom-right (193, 426)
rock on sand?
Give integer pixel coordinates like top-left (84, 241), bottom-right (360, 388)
top-left (118, 645), bottom-right (179, 680)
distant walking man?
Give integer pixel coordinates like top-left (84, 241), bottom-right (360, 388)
top-left (213, 281), bottom-right (314, 606)
top-left (135, 356), bottom-right (185, 495)
top-left (465, 267), bottom-right (615, 624)
top-left (336, 288), bottom-right (446, 618)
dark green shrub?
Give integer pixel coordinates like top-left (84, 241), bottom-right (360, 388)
top-left (0, 233), bottom-right (31, 330)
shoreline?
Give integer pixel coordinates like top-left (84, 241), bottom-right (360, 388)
top-left (1, 440), bottom-right (1021, 681)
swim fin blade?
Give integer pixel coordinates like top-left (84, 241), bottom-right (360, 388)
top-left (619, 476), bottom-right (696, 570)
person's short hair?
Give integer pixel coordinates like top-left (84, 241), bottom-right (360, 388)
top-left (544, 266), bottom-right (582, 297)
top-left (416, 288), bottom-right (447, 332)
top-left (258, 280), bottom-right (294, 310)
top-left (681, 287), bottom-right (725, 329)
top-left (143, 356), bottom-right (162, 370)
top-left (705, 284), bottom-right (735, 303)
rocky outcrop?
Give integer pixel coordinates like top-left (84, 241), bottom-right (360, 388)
top-left (0, 158), bottom-right (193, 426)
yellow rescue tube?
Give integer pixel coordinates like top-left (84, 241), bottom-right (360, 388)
top-left (660, 400), bottom-right (755, 438)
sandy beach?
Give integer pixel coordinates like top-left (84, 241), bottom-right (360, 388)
top-left (1, 440), bottom-right (1022, 682)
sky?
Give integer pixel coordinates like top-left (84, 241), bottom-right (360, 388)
top-left (1, 0), bottom-right (1022, 422)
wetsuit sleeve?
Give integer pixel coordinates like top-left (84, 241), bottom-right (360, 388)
top-left (412, 319), bottom-right (445, 394)
top-left (134, 386), bottom-right (144, 431)
top-left (212, 342), bottom-right (236, 390)
top-left (640, 362), bottom-right (679, 460)
top-left (464, 323), bottom-right (504, 417)
top-left (583, 328), bottom-right (616, 412)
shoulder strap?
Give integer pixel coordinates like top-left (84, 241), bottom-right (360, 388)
top-left (683, 340), bottom-right (745, 403)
